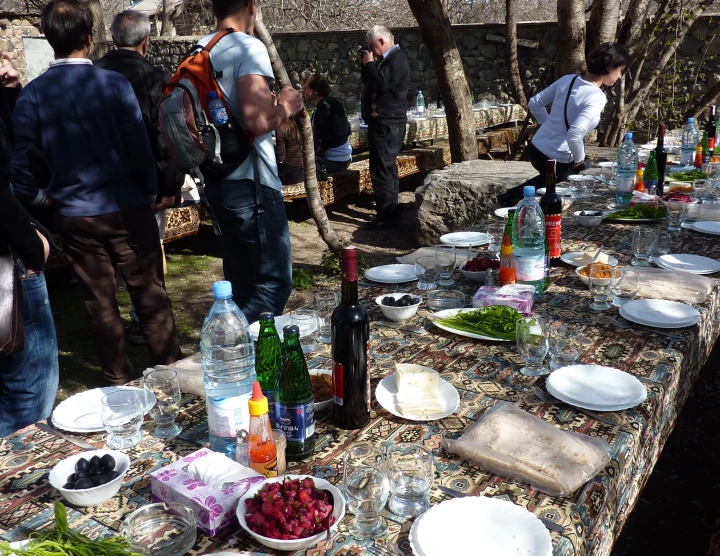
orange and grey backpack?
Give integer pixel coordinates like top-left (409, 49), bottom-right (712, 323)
top-left (159, 28), bottom-right (254, 181)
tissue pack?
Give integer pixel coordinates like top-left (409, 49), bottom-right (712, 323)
top-left (472, 285), bottom-right (535, 314)
top-left (150, 448), bottom-right (264, 536)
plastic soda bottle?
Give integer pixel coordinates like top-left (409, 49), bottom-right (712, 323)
top-left (247, 381), bottom-right (278, 477)
top-left (616, 132), bottom-right (638, 207)
top-left (511, 186), bottom-right (546, 296)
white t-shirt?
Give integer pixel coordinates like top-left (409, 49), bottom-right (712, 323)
top-left (529, 74), bottom-right (607, 164)
top-left (198, 30), bottom-right (281, 190)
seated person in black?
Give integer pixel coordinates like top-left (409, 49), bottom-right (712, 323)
top-left (302, 73), bottom-right (352, 173)
top-left (275, 119), bottom-right (304, 185)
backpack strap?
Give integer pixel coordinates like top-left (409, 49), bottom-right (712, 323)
top-left (204, 28), bottom-right (235, 52)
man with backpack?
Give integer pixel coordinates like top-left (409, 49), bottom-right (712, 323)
top-left (186, 0), bottom-right (302, 322)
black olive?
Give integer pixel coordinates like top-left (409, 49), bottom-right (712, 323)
top-left (63, 482), bottom-right (75, 490)
top-left (107, 470), bottom-right (120, 480)
top-left (100, 454), bottom-right (115, 472)
top-left (89, 455), bottom-right (101, 467)
top-left (75, 470), bottom-right (89, 480)
top-left (75, 458), bottom-right (89, 473)
top-left (88, 464), bottom-right (101, 477)
top-left (382, 296), bottom-right (396, 306)
top-left (74, 478), bottom-right (95, 490)
top-left (411, 297), bottom-right (420, 305)
top-left (92, 475), bottom-right (110, 486)
top-left (67, 473), bottom-right (76, 483)
top-left (401, 294), bottom-right (412, 301)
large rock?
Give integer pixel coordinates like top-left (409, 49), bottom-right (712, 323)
top-left (415, 160), bottom-right (536, 246)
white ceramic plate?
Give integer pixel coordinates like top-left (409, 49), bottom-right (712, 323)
top-left (494, 207), bottom-right (516, 218)
top-left (687, 221), bottom-right (720, 236)
top-left (365, 264), bottom-right (417, 284)
top-left (375, 373), bottom-right (459, 421)
top-left (249, 315), bottom-right (292, 342)
top-left (409, 497), bottom-right (552, 556)
top-left (598, 162), bottom-right (617, 168)
top-left (547, 364), bottom-right (646, 408)
top-left (51, 387), bottom-right (156, 433)
top-left (439, 232), bottom-right (491, 247)
top-left (536, 186), bottom-right (572, 196)
top-left (654, 253), bottom-right (720, 274)
top-left (546, 380), bottom-right (646, 412)
top-left (560, 251), bottom-right (619, 268)
top-left (429, 308), bottom-right (512, 342)
top-left (310, 369), bottom-right (332, 412)
top-left (619, 299), bottom-right (701, 329)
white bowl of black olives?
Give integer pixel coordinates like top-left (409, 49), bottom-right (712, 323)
top-left (375, 292), bottom-right (422, 321)
top-left (48, 450), bottom-right (130, 507)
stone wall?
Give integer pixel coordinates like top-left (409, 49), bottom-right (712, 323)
top-left (0, 15), bottom-right (41, 84)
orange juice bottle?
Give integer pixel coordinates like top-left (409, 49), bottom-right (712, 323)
top-left (247, 381), bottom-right (278, 477)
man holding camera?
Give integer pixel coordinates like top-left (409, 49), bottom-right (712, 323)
top-left (359, 25), bottom-right (410, 230)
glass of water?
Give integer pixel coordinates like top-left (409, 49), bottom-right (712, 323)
top-left (631, 228), bottom-right (655, 266)
top-left (611, 267), bottom-right (640, 307)
top-left (343, 443), bottom-right (389, 539)
top-left (144, 369), bottom-right (182, 439)
top-left (386, 443), bottom-right (433, 517)
top-left (516, 317), bottom-right (549, 377)
top-left (289, 309), bottom-right (319, 353)
top-left (101, 390), bottom-right (144, 449)
top-left (415, 256), bottom-right (438, 290)
top-left (313, 291), bottom-right (338, 344)
top-left (487, 221), bottom-right (505, 259)
top-left (652, 231), bottom-right (671, 258)
top-left (548, 323), bottom-right (583, 371)
top-left (434, 246), bottom-right (456, 288)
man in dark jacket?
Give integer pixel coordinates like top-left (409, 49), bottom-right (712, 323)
top-left (360, 25), bottom-right (410, 230)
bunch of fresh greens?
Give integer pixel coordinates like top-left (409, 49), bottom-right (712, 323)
top-left (434, 306), bottom-right (523, 340)
top-left (605, 205), bottom-right (668, 220)
top-left (668, 169), bottom-right (706, 181)
top-left (0, 502), bottom-right (141, 556)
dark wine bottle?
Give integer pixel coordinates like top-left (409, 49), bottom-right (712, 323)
top-left (655, 123), bottom-right (668, 196)
top-left (539, 160), bottom-right (561, 291)
top-left (706, 105), bottom-right (716, 151)
top-left (331, 246), bottom-right (370, 430)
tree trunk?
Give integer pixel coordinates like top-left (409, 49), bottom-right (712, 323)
top-left (254, 14), bottom-right (342, 254)
top-left (407, 0), bottom-right (477, 162)
top-left (617, 0), bottom-right (651, 54)
top-left (586, 0), bottom-right (620, 54)
top-left (556, 0), bottom-right (586, 78)
top-left (87, 0), bottom-right (108, 60)
top-left (686, 79), bottom-right (720, 122)
top-left (161, 0), bottom-right (182, 37)
top-left (505, 0), bottom-right (526, 106)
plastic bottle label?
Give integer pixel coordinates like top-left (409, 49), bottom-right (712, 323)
top-left (210, 106), bottom-right (229, 125)
top-left (513, 253), bottom-right (545, 282)
top-left (275, 402), bottom-right (315, 442)
top-left (332, 361), bottom-right (344, 405)
top-left (250, 457), bottom-right (278, 478)
top-left (206, 393), bottom-right (252, 437)
top-left (545, 215), bottom-right (562, 258)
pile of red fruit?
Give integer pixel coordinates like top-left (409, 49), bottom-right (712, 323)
top-left (662, 192), bottom-right (694, 203)
top-left (463, 257), bottom-right (500, 272)
top-left (245, 478), bottom-right (334, 540)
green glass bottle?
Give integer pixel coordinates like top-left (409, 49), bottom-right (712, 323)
top-left (256, 312), bottom-right (281, 426)
top-left (644, 151), bottom-right (659, 195)
top-left (275, 325), bottom-right (315, 461)
top-left (702, 131), bottom-right (710, 164)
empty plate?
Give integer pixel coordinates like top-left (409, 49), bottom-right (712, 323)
top-left (439, 232), bottom-right (491, 247)
top-left (536, 186), bottom-right (572, 196)
top-left (365, 264), bottom-right (417, 284)
top-left (547, 364), bottom-right (646, 410)
top-left (249, 315), bottom-right (292, 341)
top-left (653, 254), bottom-right (720, 274)
top-left (619, 299), bottom-right (701, 329)
top-left (687, 221), bottom-right (720, 236)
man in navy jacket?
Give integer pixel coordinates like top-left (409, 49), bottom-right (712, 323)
top-left (11, 0), bottom-right (181, 385)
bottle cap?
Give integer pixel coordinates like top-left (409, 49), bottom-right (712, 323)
top-left (248, 381), bottom-right (268, 416)
top-left (523, 185), bottom-right (535, 197)
top-left (341, 246), bottom-right (358, 282)
top-left (208, 91), bottom-right (218, 100)
top-left (259, 312), bottom-right (274, 321)
top-left (624, 132), bottom-right (633, 140)
top-left (283, 324), bottom-right (300, 337)
top-left (212, 280), bottom-right (232, 298)
top-left (689, 118), bottom-right (695, 123)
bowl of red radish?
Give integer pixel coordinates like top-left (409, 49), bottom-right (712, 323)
top-left (236, 475), bottom-right (345, 551)
top-left (460, 257), bottom-right (500, 283)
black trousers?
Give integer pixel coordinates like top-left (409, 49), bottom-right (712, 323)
top-left (368, 121), bottom-right (406, 215)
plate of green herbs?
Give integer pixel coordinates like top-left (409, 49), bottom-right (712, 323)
top-left (667, 169), bottom-right (706, 181)
top-left (430, 306), bottom-right (523, 341)
top-left (603, 204), bottom-right (668, 222)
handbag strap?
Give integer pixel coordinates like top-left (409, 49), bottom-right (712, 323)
top-left (564, 75), bottom-right (580, 163)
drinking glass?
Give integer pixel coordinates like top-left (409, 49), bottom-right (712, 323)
top-left (694, 179), bottom-right (708, 203)
top-left (487, 222), bottom-right (505, 259)
top-left (415, 256), bottom-right (438, 290)
top-left (611, 267), bottom-right (640, 307)
top-left (314, 291), bottom-right (339, 344)
top-left (631, 228), bottom-right (655, 266)
top-left (548, 323), bottom-right (583, 371)
top-left (101, 390), bottom-right (144, 449)
top-left (516, 317), bottom-right (549, 377)
top-left (666, 203), bottom-right (684, 231)
top-left (434, 246), bottom-right (456, 288)
top-left (289, 309), bottom-right (319, 353)
top-left (682, 200), bottom-right (701, 224)
top-left (386, 443), bottom-right (433, 517)
top-left (144, 369), bottom-right (182, 438)
top-left (343, 443), bottom-right (389, 539)
top-left (427, 101), bottom-right (437, 116)
top-left (588, 264), bottom-right (622, 311)
top-left (706, 163), bottom-right (720, 198)
top-left (652, 231), bottom-right (671, 258)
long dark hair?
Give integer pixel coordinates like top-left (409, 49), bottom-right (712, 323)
top-left (278, 119), bottom-right (300, 146)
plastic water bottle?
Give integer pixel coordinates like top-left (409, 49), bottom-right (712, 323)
top-left (201, 280), bottom-right (256, 459)
top-left (416, 90), bottom-right (425, 116)
top-left (511, 186), bottom-right (546, 296)
top-left (616, 132), bottom-right (638, 207)
top-left (681, 118), bottom-right (700, 166)
top-left (208, 91), bottom-right (229, 126)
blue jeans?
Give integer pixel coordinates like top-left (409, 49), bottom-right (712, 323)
top-left (0, 265), bottom-right (59, 436)
top-left (204, 181), bottom-right (292, 323)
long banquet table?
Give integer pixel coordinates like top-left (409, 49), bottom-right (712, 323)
top-left (2, 191), bottom-right (719, 556)
top-left (349, 104), bottom-right (526, 150)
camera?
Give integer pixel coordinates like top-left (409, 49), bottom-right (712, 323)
top-left (358, 45), bottom-right (372, 57)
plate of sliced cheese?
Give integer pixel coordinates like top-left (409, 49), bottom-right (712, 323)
top-left (560, 248), bottom-right (618, 268)
top-left (375, 364), bottom-right (459, 421)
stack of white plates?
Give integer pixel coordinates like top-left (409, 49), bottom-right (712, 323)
top-left (653, 253), bottom-right (720, 274)
top-left (51, 387), bottom-right (156, 433)
top-left (364, 264), bottom-right (417, 284)
top-left (619, 299), bottom-right (701, 329)
top-left (409, 497), bottom-right (552, 556)
top-left (439, 232), bottom-right (491, 247)
top-left (685, 221), bottom-right (720, 236)
top-left (546, 364), bottom-right (646, 411)
top-left (536, 186), bottom-right (572, 196)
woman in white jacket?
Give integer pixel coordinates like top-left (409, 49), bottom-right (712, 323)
top-left (498, 42), bottom-right (631, 207)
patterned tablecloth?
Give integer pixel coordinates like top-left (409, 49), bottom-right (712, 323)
top-left (349, 104), bottom-right (527, 149)
top-left (2, 190), bottom-right (719, 556)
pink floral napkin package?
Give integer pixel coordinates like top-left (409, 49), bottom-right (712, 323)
top-left (472, 285), bottom-right (536, 314)
top-left (150, 448), bottom-right (264, 535)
